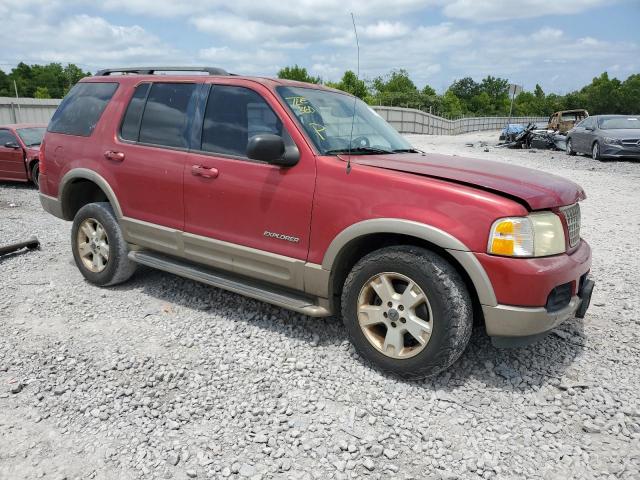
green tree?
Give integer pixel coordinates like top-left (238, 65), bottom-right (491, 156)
top-left (327, 70), bottom-right (368, 99)
top-left (277, 65), bottom-right (321, 84)
top-left (371, 69), bottom-right (423, 107)
top-left (448, 77), bottom-right (480, 102)
top-left (1, 62), bottom-right (90, 98)
top-left (441, 90), bottom-right (464, 117)
top-left (619, 74), bottom-right (640, 114)
top-left (34, 86), bottom-right (51, 99)
top-left (421, 84), bottom-right (436, 97)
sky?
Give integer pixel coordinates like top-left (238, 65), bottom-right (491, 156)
top-left (1, 0), bottom-right (639, 94)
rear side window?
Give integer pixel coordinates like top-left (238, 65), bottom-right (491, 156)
top-left (201, 85), bottom-right (282, 157)
top-left (138, 83), bottom-right (196, 148)
top-left (48, 82), bottom-right (118, 136)
top-left (120, 83), bottom-right (150, 141)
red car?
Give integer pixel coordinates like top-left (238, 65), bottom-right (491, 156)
top-left (0, 123), bottom-right (46, 187)
top-left (38, 67), bottom-right (594, 378)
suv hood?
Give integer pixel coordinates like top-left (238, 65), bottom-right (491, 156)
top-left (352, 153), bottom-right (585, 210)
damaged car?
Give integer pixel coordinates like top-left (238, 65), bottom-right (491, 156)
top-left (548, 109), bottom-right (589, 134)
top-left (566, 114), bottom-right (640, 160)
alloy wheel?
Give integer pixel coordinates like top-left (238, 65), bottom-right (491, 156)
top-left (77, 217), bottom-right (110, 273)
top-left (357, 272), bottom-right (433, 359)
top-left (592, 143), bottom-right (599, 160)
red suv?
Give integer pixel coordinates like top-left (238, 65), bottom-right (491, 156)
top-left (39, 67), bottom-right (594, 378)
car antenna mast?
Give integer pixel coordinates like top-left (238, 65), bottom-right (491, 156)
top-left (346, 12), bottom-right (360, 175)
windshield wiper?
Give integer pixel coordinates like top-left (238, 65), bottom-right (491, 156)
top-left (325, 146), bottom-right (393, 155)
top-left (391, 148), bottom-right (423, 153)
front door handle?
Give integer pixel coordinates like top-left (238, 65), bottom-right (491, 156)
top-left (191, 165), bottom-right (219, 179)
top-left (104, 150), bottom-right (125, 162)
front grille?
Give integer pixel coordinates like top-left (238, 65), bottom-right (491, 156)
top-left (561, 203), bottom-right (581, 248)
top-left (621, 139), bottom-right (639, 146)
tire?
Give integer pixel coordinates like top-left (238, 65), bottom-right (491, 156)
top-left (71, 202), bottom-right (136, 286)
top-left (566, 138), bottom-right (576, 156)
top-left (30, 162), bottom-right (40, 188)
top-left (341, 246), bottom-right (473, 379)
top-left (592, 142), bottom-right (601, 161)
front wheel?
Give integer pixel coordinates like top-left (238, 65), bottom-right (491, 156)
top-left (566, 138), bottom-right (576, 156)
top-left (71, 202), bottom-right (136, 286)
top-left (341, 246), bottom-right (473, 379)
top-left (592, 142), bottom-right (602, 161)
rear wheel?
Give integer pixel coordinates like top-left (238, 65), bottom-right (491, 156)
top-left (31, 162), bottom-right (40, 188)
top-left (341, 246), bottom-right (473, 379)
top-left (566, 138), bottom-right (576, 156)
top-left (71, 202), bottom-right (136, 286)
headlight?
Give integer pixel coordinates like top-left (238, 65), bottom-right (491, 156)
top-left (603, 137), bottom-right (622, 146)
top-left (487, 212), bottom-right (566, 257)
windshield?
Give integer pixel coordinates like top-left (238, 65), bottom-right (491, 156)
top-left (17, 127), bottom-right (45, 147)
top-left (598, 117), bottom-right (640, 130)
top-left (277, 86), bottom-right (412, 155)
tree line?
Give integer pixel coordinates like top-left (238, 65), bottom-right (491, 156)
top-left (0, 62), bottom-right (91, 99)
top-left (278, 65), bottom-right (640, 118)
top-left (2, 62), bottom-right (638, 119)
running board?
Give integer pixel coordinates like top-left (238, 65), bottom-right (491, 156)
top-left (128, 250), bottom-right (330, 317)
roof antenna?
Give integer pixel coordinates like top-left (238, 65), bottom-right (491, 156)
top-left (346, 12), bottom-right (359, 175)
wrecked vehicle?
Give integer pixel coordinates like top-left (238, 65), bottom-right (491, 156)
top-left (548, 110), bottom-right (589, 134)
top-left (498, 123), bottom-right (567, 150)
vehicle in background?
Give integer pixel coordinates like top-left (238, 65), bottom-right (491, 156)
top-left (566, 115), bottom-right (640, 160)
top-left (548, 109), bottom-right (589, 134)
top-left (0, 123), bottom-right (46, 187)
top-left (38, 67), bottom-right (593, 379)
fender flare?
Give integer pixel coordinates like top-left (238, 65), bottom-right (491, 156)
top-left (59, 168), bottom-right (123, 219)
top-left (321, 218), bottom-right (497, 306)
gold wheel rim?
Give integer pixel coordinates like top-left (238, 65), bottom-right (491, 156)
top-left (77, 218), bottom-right (109, 273)
top-left (357, 272), bottom-right (433, 360)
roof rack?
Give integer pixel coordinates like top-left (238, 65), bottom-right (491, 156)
top-left (95, 66), bottom-right (230, 76)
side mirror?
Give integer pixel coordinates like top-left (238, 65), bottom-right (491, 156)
top-left (247, 134), bottom-right (299, 167)
top-left (4, 141), bottom-right (20, 149)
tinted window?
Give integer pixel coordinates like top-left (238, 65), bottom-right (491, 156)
top-left (48, 82), bottom-right (118, 136)
top-left (202, 85), bottom-right (282, 157)
top-left (0, 130), bottom-right (17, 145)
top-left (139, 83), bottom-right (196, 148)
top-left (120, 83), bottom-right (150, 141)
top-left (17, 127), bottom-right (45, 147)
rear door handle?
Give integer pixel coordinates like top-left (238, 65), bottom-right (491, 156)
top-left (104, 150), bottom-right (125, 162)
top-left (191, 165), bottom-right (219, 179)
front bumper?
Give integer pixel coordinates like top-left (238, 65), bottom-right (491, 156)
top-left (484, 278), bottom-right (594, 345)
top-left (601, 144), bottom-right (640, 159)
top-left (477, 240), bottom-right (593, 346)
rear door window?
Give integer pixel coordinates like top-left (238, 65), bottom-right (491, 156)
top-left (48, 82), bottom-right (118, 136)
top-left (138, 83), bottom-right (197, 148)
top-left (201, 85), bottom-right (282, 157)
top-left (120, 83), bottom-right (151, 141)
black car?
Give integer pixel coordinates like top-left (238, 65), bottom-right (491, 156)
top-left (566, 115), bottom-right (640, 160)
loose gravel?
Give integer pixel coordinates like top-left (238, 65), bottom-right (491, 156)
top-left (1, 131), bottom-right (639, 480)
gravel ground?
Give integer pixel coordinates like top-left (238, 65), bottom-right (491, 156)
top-left (1, 131), bottom-right (639, 480)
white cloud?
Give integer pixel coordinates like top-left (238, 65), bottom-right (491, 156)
top-left (0, 11), bottom-right (177, 69)
top-left (361, 21), bottom-right (410, 40)
top-left (442, 0), bottom-right (612, 22)
top-left (0, 0), bottom-right (636, 95)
